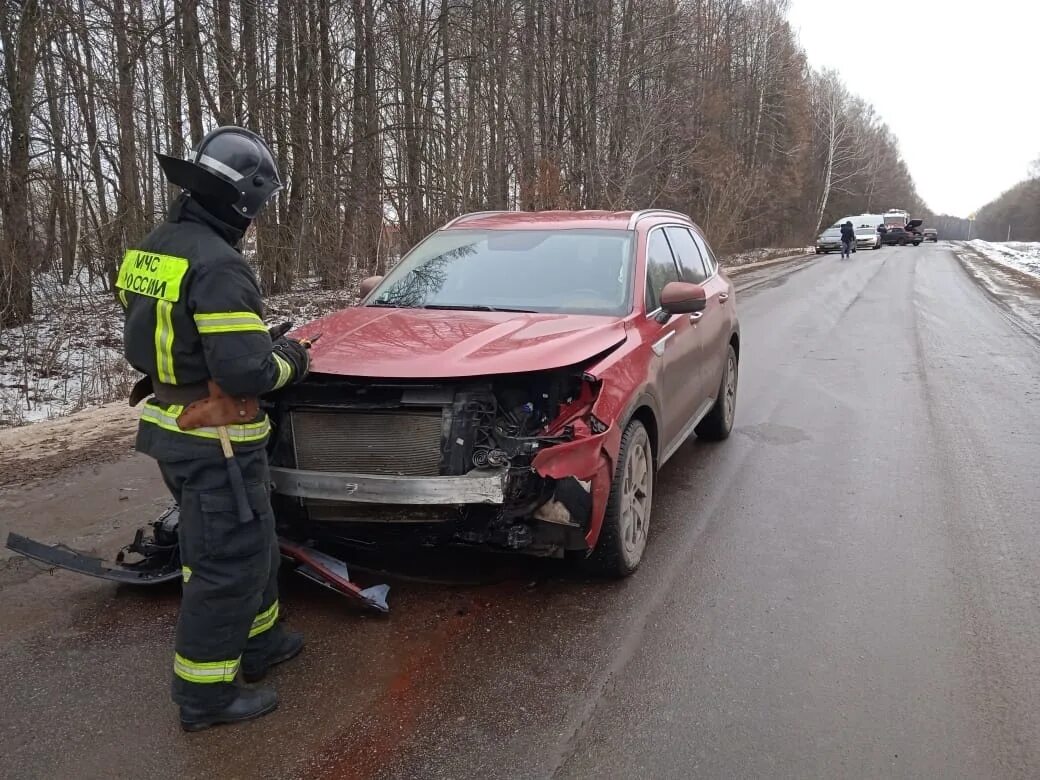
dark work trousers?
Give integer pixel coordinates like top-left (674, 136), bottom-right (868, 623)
top-left (158, 447), bottom-right (283, 709)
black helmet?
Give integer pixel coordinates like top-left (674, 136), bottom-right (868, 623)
top-left (157, 126), bottom-right (283, 219)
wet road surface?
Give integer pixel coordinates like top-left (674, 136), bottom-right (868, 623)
top-left (1, 243), bottom-right (1038, 779)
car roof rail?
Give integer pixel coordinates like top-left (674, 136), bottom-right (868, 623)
top-left (627, 209), bottom-right (694, 229)
top-left (440, 210), bottom-right (511, 229)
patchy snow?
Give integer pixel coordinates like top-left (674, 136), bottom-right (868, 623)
top-left (954, 243), bottom-right (1040, 336)
top-left (0, 272), bottom-right (132, 428)
top-left (0, 271), bottom-right (355, 429)
top-left (721, 247), bottom-right (813, 267)
top-left (966, 240), bottom-right (1040, 281)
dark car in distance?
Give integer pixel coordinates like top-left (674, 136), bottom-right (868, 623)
top-left (881, 227), bottom-right (921, 246)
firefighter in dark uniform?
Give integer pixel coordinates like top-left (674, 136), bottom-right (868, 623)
top-left (117, 127), bottom-right (310, 731)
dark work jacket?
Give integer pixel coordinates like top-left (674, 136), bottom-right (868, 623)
top-left (118, 195), bottom-right (296, 459)
top-left (840, 224), bottom-right (856, 242)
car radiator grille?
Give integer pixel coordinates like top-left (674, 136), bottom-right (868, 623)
top-left (291, 409), bottom-right (444, 476)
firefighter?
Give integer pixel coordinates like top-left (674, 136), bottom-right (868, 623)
top-left (117, 126), bottom-right (310, 731)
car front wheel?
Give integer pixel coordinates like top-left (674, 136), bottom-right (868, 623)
top-left (587, 419), bottom-right (654, 577)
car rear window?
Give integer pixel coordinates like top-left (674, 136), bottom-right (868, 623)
top-left (369, 229), bottom-right (635, 316)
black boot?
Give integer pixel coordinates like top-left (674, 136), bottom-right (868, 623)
top-left (180, 686), bottom-right (278, 732)
top-left (242, 631), bottom-right (305, 683)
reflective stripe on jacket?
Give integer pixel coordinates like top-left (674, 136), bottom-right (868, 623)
top-left (120, 196), bottom-right (296, 453)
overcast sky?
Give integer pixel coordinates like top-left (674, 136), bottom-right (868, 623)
top-left (785, 0), bottom-right (1040, 217)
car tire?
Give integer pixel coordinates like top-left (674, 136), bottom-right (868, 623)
top-left (586, 419), bottom-right (654, 578)
top-left (696, 344), bottom-right (738, 441)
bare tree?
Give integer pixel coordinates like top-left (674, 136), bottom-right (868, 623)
top-left (0, 0), bottom-right (42, 327)
top-left (0, 0), bottom-right (932, 333)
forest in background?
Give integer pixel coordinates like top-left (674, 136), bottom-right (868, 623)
top-left (932, 159), bottom-right (1040, 242)
top-left (1, 0), bottom-right (928, 329)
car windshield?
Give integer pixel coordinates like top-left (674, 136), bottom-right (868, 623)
top-left (369, 229), bottom-right (635, 316)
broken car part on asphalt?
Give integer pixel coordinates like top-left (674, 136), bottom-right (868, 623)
top-left (5, 504), bottom-right (391, 613)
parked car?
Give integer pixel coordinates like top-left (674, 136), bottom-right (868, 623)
top-left (266, 210), bottom-right (740, 577)
top-left (815, 218), bottom-right (853, 253)
top-left (923, 228), bottom-right (938, 242)
top-left (881, 226), bottom-right (921, 246)
top-left (852, 214), bottom-right (883, 250)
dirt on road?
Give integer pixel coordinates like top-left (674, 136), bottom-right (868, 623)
top-left (0, 401), bottom-right (137, 488)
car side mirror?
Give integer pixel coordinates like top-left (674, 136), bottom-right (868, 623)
top-left (358, 275), bottom-right (384, 300)
top-left (659, 281), bottom-right (707, 317)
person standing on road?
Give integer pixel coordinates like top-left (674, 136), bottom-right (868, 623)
top-left (117, 127), bottom-right (311, 732)
top-left (840, 220), bottom-right (856, 259)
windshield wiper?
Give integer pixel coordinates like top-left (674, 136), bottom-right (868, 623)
top-left (421, 303), bottom-right (538, 313)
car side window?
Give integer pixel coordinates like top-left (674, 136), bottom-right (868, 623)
top-left (691, 230), bottom-right (719, 276)
top-left (664, 226), bottom-right (709, 284)
top-left (644, 229), bottom-right (680, 312)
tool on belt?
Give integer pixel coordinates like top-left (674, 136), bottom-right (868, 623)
top-left (175, 331), bottom-right (322, 525)
top-left (127, 327), bottom-right (322, 525)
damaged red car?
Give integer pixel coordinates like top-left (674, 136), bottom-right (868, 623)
top-left (271, 209), bottom-right (740, 576)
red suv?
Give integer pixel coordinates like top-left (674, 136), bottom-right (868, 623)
top-left (269, 210), bottom-right (740, 576)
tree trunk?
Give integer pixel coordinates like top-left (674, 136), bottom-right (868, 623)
top-left (214, 0), bottom-right (235, 124)
top-left (113, 0), bottom-right (142, 253)
top-left (0, 0), bottom-right (42, 326)
top-left (182, 0), bottom-right (205, 142)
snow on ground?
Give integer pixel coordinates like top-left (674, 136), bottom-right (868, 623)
top-left (954, 242), bottom-right (1040, 337)
top-left (721, 247), bottom-right (813, 267)
top-left (966, 240), bottom-right (1040, 281)
top-left (0, 272), bottom-right (354, 429)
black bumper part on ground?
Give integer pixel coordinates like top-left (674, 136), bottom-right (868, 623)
top-left (5, 505), bottom-right (391, 612)
top-left (5, 532), bottom-right (183, 584)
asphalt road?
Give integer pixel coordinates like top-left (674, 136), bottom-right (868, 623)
top-left (1, 242), bottom-right (1038, 779)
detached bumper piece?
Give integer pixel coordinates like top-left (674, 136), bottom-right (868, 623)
top-left (279, 539), bottom-right (390, 613)
top-left (5, 505), bottom-right (182, 585)
top-left (6, 504), bottom-right (390, 613)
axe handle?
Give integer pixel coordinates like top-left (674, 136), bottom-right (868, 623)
top-left (217, 425), bottom-right (235, 459)
top-left (217, 425), bottom-right (254, 524)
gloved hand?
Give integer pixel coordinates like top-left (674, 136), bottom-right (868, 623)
top-left (272, 337), bottom-right (310, 385)
top-left (268, 321), bottom-right (294, 341)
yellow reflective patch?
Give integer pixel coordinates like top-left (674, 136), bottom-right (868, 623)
top-left (181, 565), bottom-right (192, 583)
top-left (249, 600), bottom-right (280, 638)
top-left (154, 300), bottom-right (176, 384)
top-left (272, 353), bottom-right (293, 390)
top-left (115, 249), bottom-right (189, 302)
top-left (194, 311), bottom-right (267, 335)
top-left (173, 652), bottom-right (239, 684)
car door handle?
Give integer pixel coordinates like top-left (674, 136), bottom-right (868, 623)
top-left (690, 311), bottom-right (703, 322)
top-left (718, 293), bottom-right (729, 303)
top-left (652, 331), bottom-right (675, 356)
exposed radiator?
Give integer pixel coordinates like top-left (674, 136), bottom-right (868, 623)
top-left (291, 409), bottom-right (444, 476)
